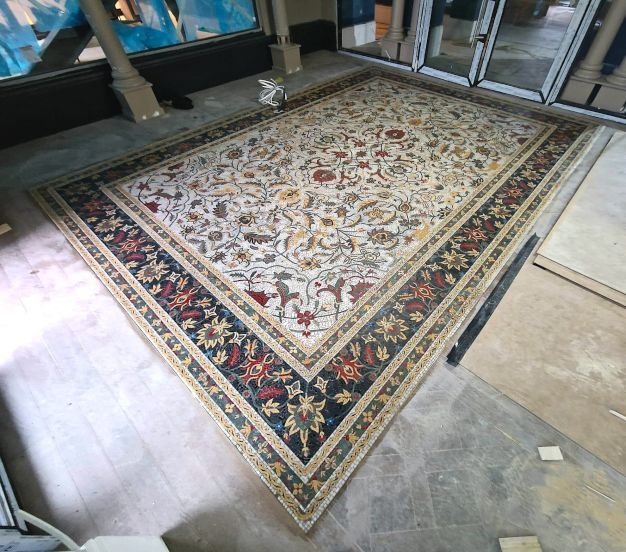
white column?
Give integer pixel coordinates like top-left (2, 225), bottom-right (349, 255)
top-left (272, 0), bottom-right (290, 44)
top-left (574, 0), bottom-right (626, 81)
top-left (79, 0), bottom-right (163, 122)
top-left (399, 0), bottom-right (420, 63)
top-left (607, 53), bottom-right (626, 87)
top-left (406, 0), bottom-right (421, 43)
top-left (268, 0), bottom-right (302, 74)
top-left (385, 0), bottom-right (407, 41)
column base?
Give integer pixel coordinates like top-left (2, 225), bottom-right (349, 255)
top-left (112, 82), bottom-right (164, 123)
top-left (380, 38), bottom-right (402, 60)
top-left (591, 83), bottom-right (626, 112)
top-left (559, 77), bottom-right (597, 105)
top-left (269, 43), bottom-right (302, 75)
top-left (399, 39), bottom-right (417, 64)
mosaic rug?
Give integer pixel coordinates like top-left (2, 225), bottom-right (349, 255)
top-left (34, 67), bottom-right (597, 530)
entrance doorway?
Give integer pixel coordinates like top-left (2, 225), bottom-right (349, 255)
top-left (414, 0), bottom-right (601, 102)
top-left (339, 0), bottom-right (602, 105)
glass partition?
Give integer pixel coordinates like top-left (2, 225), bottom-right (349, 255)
top-left (339, 0), bottom-right (418, 66)
top-left (423, 0), bottom-right (488, 77)
top-left (0, 0), bottom-right (258, 81)
top-left (484, 0), bottom-right (577, 91)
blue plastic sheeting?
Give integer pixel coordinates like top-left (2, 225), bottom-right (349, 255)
top-left (114, 0), bottom-right (180, 54)
top-left (340, 0), bottom-right (375, 28)
top-left (0, 0), bottom-right (85, 77)
top-left (113, 20), bottom-right (179, 53)
top-left (0, 0), bottom-right (258, 80)
top-left (120, 0), bottom-right (180, 52)
top-left (30, 0), bottom-right (86, 32)
top-left (178, 0), bottom-right (257, 39)
top-left (1, 3), bottom-right (40, 77)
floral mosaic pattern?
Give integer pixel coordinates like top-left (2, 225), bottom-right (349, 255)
top-left (33, 68), bottom-right (595, 530)
top-left (121, 79), bottom-right (543, 347)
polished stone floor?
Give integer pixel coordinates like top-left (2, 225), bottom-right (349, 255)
top-left (1, 51), bottom-right (625, 551)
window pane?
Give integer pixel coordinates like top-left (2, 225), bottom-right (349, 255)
top-left (0, 0), bottom-right (258, 81)
top-left (424, 0), bottom-right (488, 78)
top-left (484, 0), bottom-right (577, 91)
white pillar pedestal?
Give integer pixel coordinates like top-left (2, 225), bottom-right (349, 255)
top-left (560, 76), bottom-right (597, 104)
top-left (606, 54), bottom-right (626, 88)
top-left (270, 43), bottom-right (303, 74)
top-left (385, 0), bottom-right (407, 41)
top-left (591, 83), bottom-right (626, 111)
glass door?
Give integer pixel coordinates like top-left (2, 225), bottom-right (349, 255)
top-left (413, 0), bottom-right (601, 102)
top-left (414, 0), bottom-right (498, 86)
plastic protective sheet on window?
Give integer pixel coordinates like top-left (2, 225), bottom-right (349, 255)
top-left (0, 0), bottom-right (258, 80)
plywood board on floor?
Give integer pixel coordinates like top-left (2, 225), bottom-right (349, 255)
top-left (499, 536), bottom-right (542, 551)
top-left (462, 264), bottom-right (626, 474)
top-left (535, 132), bottom-right (626, 306)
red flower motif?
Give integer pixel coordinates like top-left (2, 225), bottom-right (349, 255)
top-left (296, 310), bottom-right (315, 327)
top-left (144, 201), bottom-right (160, 213)
top-left (258, 385), bottom-right (285, 399)
top-left (83, 199), bottom-right (106, 212)
top-left (312, 169), bottom-right (336, 183)
top-left (168, 287), bottom-right (198, 310)
top-left (227, 344), bottom-right (240, 367)
top-left (246, 289), bottom-right (271, 306)
top-left (385, 129), bottom-right (405, 139)
top-left (181, 308), bottom-right (203, 320)
top-left (358, 161), bottom-right (370, 169)
top-left (405, 300), bottom-right (426, 313)
top-left (348, 281), bottom-right (373, 303)
top-left (334, 151), bottom-right (348, 158)
top-left (119, 236), bottom-right (145, 254)
top-left (375, 150), bottom-right (390, 157)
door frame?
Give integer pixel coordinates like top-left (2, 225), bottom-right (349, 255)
top-left (411, 0), bottom-right (603, 104)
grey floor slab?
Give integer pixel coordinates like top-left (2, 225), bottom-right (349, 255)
top-left (1, 51), bottom-right (625, 552)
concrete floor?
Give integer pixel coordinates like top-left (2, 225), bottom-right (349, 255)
top-left (1, 51), bottom-right (625, 551)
